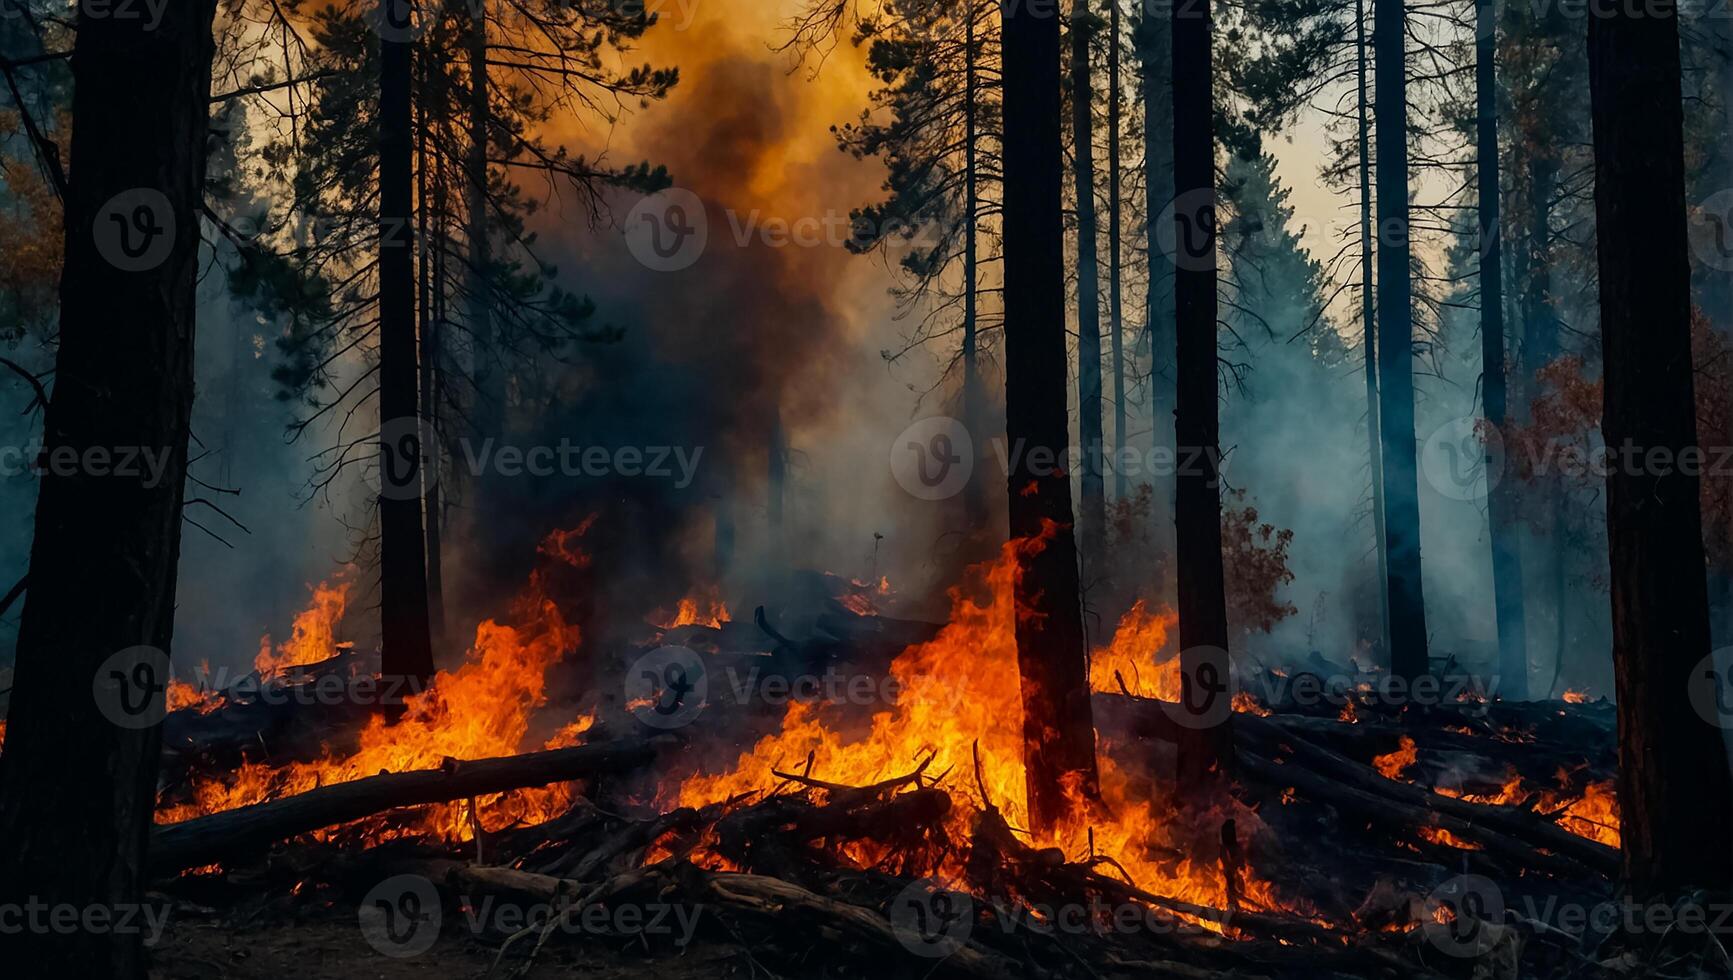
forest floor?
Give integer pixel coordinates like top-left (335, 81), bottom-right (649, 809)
top-left (150, 915), bottom-right (746, 980)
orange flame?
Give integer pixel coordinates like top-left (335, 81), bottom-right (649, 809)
top-left (158, 527), bottom-right (597, 842)
top-left (654, 588), bottom-right (730, 629)
top-left (671, 533), bottom-right (1280, 913)
top-left (1372, 736), bottom-right (1418, 780)
top-left (254, 578), bottom-right (353, 678)
top-left (167, 659), bottom-right (224, 715)
top-left (1089, 599), bottom-right (1179, 699)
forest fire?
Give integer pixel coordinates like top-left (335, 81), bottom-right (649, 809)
top-left (667, 535), bottom-right (1282, 916)
top-left (155, 528), bottom-right (598, 842)
top-left (0, 0), bottom-right (1715, 973)
top-left (653, 589), bottom-right (731, 629)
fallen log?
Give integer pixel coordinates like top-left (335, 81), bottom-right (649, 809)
top-left (150, 737), bottom-right (664, 875)
top-left (1238, 749), bottom-right (1588, 879)
top-left (1104, 692), bottom-right (1617, 876)
top-left (1232, 712), bottom-right (1618, 875)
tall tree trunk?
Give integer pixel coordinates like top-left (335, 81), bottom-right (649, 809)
top-left (1520, 154), bottom-right (1562, 694)
top-left (1588, 0), bottom-right (1733, 898)
top-left (467, 2), bottom-right (497, 432)
top-left (1355, 0), bottom-right (1390, 658)
top-left (1107, 0), bottom-right (1126, 503)
top-left (1171, 0), bottom-right (1235, 790)
top-left (1136, 2), bottom-right (1175, 573)
top-left (1477, 0), bottom-right (1527, 700)
top-left (379, 0), bottom-right (436, 687)
top-left (1071, 2), bottom-right (1107, 582)
top-left (1374, 0), bottom-right (1430, 681)
top-left (1710, 17), bottom-right (1733, 646)
top-left (961, 0), bottom-right (989, 534)
top-left (417, 49), bottom-right (446, 650)
top-left (0, 1), bottom-right (218, 974)
top-left (1001, 0), bottom-right (1100, 831)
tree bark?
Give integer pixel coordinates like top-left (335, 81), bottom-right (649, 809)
top-left (1071, 2), bottom-right (1107, 582)
top-left (1374, 0), bottom-right (1430, 681)
top-left (1000, 0), bottom-right (1100, 830)
top-left (1136, 0), bottom-right (1176, 576)
top-left (1107, 0), bottom-right (1126, 504)
top-left (379, 0), bottom-right (437, 688)
top-left (467, 0), bottom-right (499, 431)
top-left (417, 48), bottom-right (446, 649)
top-left (961, 0), bottom-right (989, 533)
top-left (1355, 0), bottom-right (1390, 657)
top-left (1172, 0), bottom-right (1235, 789)
top-left (0, 1), bottom-right (218, 974)
top-left (1588, 0), bottom-right (1733, 897)
top-left (1477, 0), bottom-right (1527, 700)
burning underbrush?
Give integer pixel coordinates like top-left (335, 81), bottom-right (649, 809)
top-left (134, 524), bottom-right (1654, 977)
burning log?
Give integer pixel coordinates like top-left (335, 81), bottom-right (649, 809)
top-left (150, 737), bottom-right (664, 875)
top-left (1105, 691), bottom-right (1616, 875)
top-left (1231, 711), bottom-right (1618, 874)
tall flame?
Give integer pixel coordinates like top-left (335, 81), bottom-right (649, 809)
top-left (254, 578), bottom-right (353, 678)
top-left (672, 534), bottom-right (1274, 911)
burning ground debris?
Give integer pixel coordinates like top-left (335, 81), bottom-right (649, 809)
top-left (122, 533), bottom-right (1695, 978)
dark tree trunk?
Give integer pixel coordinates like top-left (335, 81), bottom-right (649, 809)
top-left (1374, 0), bottom-right (1430, 680)
top-left (1588, 0), bottom-right (1733, 897)
top-left (962, 0), bottom-right (989, 533)
top-left (1520, 154), bottom-right (1566, 684)
top-left (417, 50), bottom-right (446, 649)
top-left (1355, 0), bottom-right (1390, 657)
top-left (1107, 0), bottom-right (1126, 504)
top-left (1136, 1), bottom-right (1176, 575)
top-left (1000, 0), bottom-right (1100, 831)
top-left (0, 1), bottom-right (218, 974)
top-left (1171, 0), bottom-right (1235, 789)
top-left (467, 1), bottom-right (498, 432)
top-left (379, 0), bottom-right (436, 687)
top-left (1071, 3), bottom-right (1107, 582)
top-left (1478, 0), bottom-right (1528, 700)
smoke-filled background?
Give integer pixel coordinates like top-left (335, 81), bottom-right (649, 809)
top-left (0, 0), bottom-right (1603, 696)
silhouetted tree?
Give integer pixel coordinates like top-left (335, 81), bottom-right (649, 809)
top-left (1001, 0), bottom-right (1099, 829)
top-left (0, 0), bottom-right (219, 974)
top-left (1172, 0), bottom-right (1235, 789)
top-left (1588, 0), bottom-right (1733, 898)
